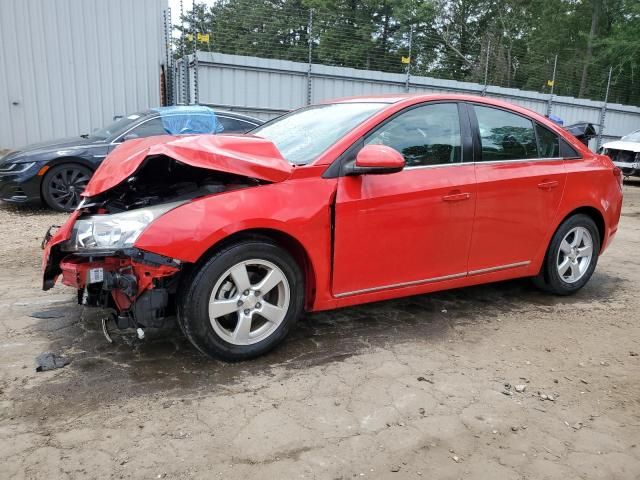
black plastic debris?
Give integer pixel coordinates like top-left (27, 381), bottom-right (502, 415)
top-left (29, 310), bottom-right (66, 319)
top-left (35, 352), bottom-right (70, 372)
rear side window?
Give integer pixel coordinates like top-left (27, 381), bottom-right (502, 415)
top-left (474, 106), bottom-right (537, 161)
top-left (535, 124), bottom-right (560, 157)
top-left (365, 103), bottom-right (462, 167)
top-left (218, 116), bottom-right (258, 133)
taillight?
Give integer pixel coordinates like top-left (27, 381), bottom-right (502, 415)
top-left (613, 166), bottom-right (623, 189)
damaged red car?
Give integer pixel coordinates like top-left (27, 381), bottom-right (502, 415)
top-left (42, 94), bottom-right (623, 360)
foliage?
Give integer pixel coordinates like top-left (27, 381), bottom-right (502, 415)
top-left (174, 0), bottom-right (640, 105)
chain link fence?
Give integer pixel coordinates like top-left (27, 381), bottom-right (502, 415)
top-left (161, 3), bottom-right (640, 147)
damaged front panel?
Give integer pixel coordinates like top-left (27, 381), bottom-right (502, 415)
top-left (42, 134), bottom-right (293, 331)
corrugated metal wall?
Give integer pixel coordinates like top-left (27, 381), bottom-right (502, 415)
top-left (0, 0), bottom-right (167, 149)
top-left (190, 52), bottom-right (640, 143)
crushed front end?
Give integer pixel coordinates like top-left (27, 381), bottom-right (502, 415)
top-left (42, 197), bottom-right (186, 331)
top-left (41, 134), bottom-right (292, 337)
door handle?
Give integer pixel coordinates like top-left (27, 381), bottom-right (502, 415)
top-left (442, 192), bottom-right (471, 202)
top-left (537, 180), bottom-right (559, 190)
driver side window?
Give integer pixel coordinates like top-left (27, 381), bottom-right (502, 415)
top-left (364, 103), bottom-right (462, 168)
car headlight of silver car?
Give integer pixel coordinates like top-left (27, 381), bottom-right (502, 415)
top-left (63, 202), bottom-right (183, 252)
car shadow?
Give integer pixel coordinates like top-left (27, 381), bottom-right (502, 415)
top-left (14, 268), bottom-right (624, 421)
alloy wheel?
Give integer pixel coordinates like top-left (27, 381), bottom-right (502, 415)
top-left (208, 259), bottom-right (290, 346)
top-left (47, 166), bottom-right (90, 210)
top-left (556, 226), bottom-right (594, 284)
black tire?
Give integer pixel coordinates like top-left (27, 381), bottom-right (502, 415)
top-left (42, 163), bottom-right (92, 212)
top-left (177, 240), bottom-right (304, 361)
top-left (533, 214), bottom-right (600, 295)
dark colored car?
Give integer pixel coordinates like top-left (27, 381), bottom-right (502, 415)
top-left (0, 106), bottom-right (263, 211)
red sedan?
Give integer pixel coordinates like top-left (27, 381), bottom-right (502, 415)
top-left (42, 94), bottom-right (623, 360)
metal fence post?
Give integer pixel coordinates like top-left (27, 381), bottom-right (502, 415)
top-left (481, 40), bottom-right (490, 96)
top-left (597, 66), bottom-right (613, 149)
top-left (404, 25), bottom-right (413, 92)
top-left (192, 0), bottom-right (199, 104)
top-left (306, 9), bottom-right (313, 105)
top-left (545, 54), bottom-right (558, 117)
top-left (163, 9), bottom-right (172, 106)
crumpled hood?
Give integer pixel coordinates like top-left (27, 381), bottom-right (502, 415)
top-left (82, 134), bottom-right (293, 197)
top-left (601, 140), bottom-right (640, 153)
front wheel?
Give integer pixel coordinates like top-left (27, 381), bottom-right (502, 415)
top-left (178, 240), bottom-right (304, 361)
top-left (42, 164), bottom-right (92, 211)
top-left (534, 214), bottom-right (600, 295)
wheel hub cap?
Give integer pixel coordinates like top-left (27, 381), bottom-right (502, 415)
top-left (556, 226), bottom-right (593, 284)
top-left (208, 259), bottom-right (290, 346)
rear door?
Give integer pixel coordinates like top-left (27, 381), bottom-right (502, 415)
top-left (332, 102), bottom-right (477, 296)
top-left (466, 104), bottom-right (567, 273)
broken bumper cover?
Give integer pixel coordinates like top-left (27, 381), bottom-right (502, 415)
top-left (58, 251), bottom-right (181, 327)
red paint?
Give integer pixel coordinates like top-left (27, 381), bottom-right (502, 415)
top-left (59, 256), bottom-right (179, 309)
top-left (44, 94), bottom-right (623, 315)
top-left (355, 144), bottom-right (405, 169)
top-left (82, 134), bottom-right (293, 197)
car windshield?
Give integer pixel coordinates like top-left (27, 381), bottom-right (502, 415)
top-left (89, 113), bottom-right (146, 141)
top-left (621, 130), bottom-right (640, 142)
top-left (252, 102), bottom-right (387, 165)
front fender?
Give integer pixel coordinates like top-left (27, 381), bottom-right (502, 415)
top-left (134, 176), bottom-right (338, 308)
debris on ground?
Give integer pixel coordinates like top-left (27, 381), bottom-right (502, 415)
top-left (390, 465), bottom-right (401, 472)
top-left (35, 352), bottom-right (70, 372)
top-left (515, 384), bottom-right (527, 393)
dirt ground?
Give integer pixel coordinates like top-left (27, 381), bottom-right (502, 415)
top-left (0, 182), bottom-right (639, 480)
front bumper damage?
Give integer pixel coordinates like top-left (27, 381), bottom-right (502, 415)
top-left (46, 239), bottom-right (181, 330)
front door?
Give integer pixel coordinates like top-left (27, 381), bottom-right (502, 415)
top-left (332, 102), bottom-right (476, 296)
top-left (467, 104), bottom-right (567, 273)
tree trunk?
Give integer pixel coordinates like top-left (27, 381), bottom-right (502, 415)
top-left (579, 0), bottom-right (601, 98)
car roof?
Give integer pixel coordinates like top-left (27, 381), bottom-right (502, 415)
top-left (326, 93), bottom-right (526, 110)
top-left (145, 106), bottom-right (262, 124)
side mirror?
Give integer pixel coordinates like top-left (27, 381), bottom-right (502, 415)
top-left (347, 144), bottom-right (405, 175)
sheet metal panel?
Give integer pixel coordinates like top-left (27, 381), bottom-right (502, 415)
top-left (0, 0), bottom-right (167, 149)
top-left (192, 52), bottom-right (640, 141)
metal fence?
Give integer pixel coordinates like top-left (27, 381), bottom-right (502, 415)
top-left (163, 4), bottom-right (640, 149)
top-left (172, 51), bottom-right (640, 149)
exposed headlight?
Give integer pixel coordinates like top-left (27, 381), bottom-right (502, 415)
top-left (0, 161), bottom-right (36, 174)
top-left (63, 202), bottom-right (183, 252)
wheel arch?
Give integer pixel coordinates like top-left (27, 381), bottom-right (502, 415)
top-left (192, 227), bottom-right (317, 310)
top-left (558, 206), bottom-right (605, 252)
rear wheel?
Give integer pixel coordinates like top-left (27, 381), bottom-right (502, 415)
top-left (42, 164), bottom-right (92, 212)
top-left (178, 240), bottom-right (304, 361)
top-left (534, 214), bottom-right (600, 295)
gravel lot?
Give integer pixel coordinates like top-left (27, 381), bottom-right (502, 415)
top-left (1, 181), bottom-right (639, 480)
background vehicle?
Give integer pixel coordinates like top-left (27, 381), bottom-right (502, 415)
top-left (0, 106), bottom-right (263, 211)
top-left (42, 94), bottom-right (623, 361)
top-left (600, 129), bottom-right (640, 178)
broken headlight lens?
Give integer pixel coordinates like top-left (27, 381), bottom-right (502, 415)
top-left (63, 202), bottom-right (183, 252)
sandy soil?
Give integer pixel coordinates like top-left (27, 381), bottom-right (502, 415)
top-left (1, 182), bottom-right (639, 480)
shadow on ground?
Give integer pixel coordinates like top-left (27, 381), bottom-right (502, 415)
top-left (13, 267), bottom-right (623, 420)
